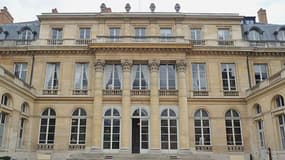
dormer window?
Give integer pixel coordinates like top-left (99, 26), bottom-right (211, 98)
top-left (248, 30), bottom-right (262, 41)
top-left (277, 30), bottom-right (285, 41)
top-left (18, 29), bottom-right (33, 40)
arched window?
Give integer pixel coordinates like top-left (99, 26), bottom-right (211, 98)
top-left (0, 112), bottom-right (7, 146)
top-left (132, 108), bottom-right (149, 151)
top-left (161, 108), bottom-right (178, 150)
top-left (277, 30), bottom-right (285, 41)
top-left (39, 108), bottom-right (56, 144)
top-left (194, 109), bottom-right (211, 145)
top-left (225, 109), bottom-right (242, 145)
top-left (70, 108), bottom-right (87, 144)
top-left (278, 114), bottom-right (285, 149)
top-left (275, 95), bottom-right (284, 108)
top-left (18, 29), bottom-right (33, 40)
top-left (21, 102), bottom-right (28, 113)
top-left (1, 94), bottom-right (11, 106)
top-left (103, 108), bottom-right (120, 149)
top-left (248, 30), bottom-right (262, 41)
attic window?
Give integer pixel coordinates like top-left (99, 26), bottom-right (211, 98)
top-left (277, 30), bottom-right (285, 41)
top-left (248, 30), bottom-right (262, 41)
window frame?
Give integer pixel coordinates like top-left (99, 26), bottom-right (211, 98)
top-left (278, 114), bottom-right (285, 150)
top-left (74, 63), bottom-right (89, 90)
top-left (14, 62), bottom-right (28, 81)
top-left (79, 28), bottom-right (91, 40)
top-left (221, 63), bottom-right (237, 91)
top-left (104, 64), bottom-right (122, 90)
top-left (51, 28), bottom-right (63, 40)
top-left (194, 109), bottom-right (211, 145)
top-left (38, 108), bottom-right (56, 144)
top-left (0, 112), bottom-right (7, 147)
top-left (70, 108), bottom-right (87, 145)
top-left (131, 64), bottom-right (149, 89)
top-left (44, 63), bottom-right (60, 90)
top-left (225, 109), bottom-right (243, 146)
top-left (17, 118), bottom-right (25, 148)
top-left (192, 63), bottom-right (207, 91)
top-left (159, 64), bottom-right (176, 90)
top-left (256, 119), bottom-right (265, 148)
top-left (218, 28), bottom-right (230, 41)
top-left (253, 64), bottom-right (268, 84)
top-left (190, 28), bottom-right (202, 40)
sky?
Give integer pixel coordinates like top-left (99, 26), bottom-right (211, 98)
top-left (1, 0), bottom-right (285, 24)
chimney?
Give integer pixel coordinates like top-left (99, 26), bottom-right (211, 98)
top-left (52, 8), bottom-right (58, 13)
top-left (257, 8), bottom-right (268, 24)
top-left (0, 6), bottom-right (13, 24)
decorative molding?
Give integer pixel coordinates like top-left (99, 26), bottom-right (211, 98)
top-left (149, 59), bottom-right (160, 72)
top-left (176, 60), bottom-right (187, 72)
top-left (121, 59), bottom-right (132, 72)
top-left (94, 59), bottom-right (105, 72)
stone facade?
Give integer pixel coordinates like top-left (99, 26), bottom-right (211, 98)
top-left (0, 9), bottom-right (285, 160)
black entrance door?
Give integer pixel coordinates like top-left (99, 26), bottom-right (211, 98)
top-left (132, 118), bottom-right (140, 153)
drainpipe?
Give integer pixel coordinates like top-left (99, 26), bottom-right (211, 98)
top-left (246, 55), bottom-right (252, 88)
top-left (29, 54), bottom-right (35, 86)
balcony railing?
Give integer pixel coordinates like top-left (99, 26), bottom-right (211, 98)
top-left (193, 90), bottom-right (209, 96)
top-left (249, 40), bottom-right (285, 47)
top-left (218, 40), bottom-right (234, 46)
top-left (43, 89), bottom-right (58, 95)
top-left (103, 89), bottom-right (122, 96)
top-left (189, 40), bottom-right (206, 46)
top-left (69, 144), bottom-right (85, 150)
top-left (73, 89), bottom-right (88, 95)
top-left (16, 40), bottom-right (32, 45)
top-left (75, 39), bottom-right (92, 45)
top-left (227, 145), bottom-right (244, 152)
top-left (96, 36), bottom-right (186, 43)
top-left (195, 145), bottom-right (212, 151)
top-left (131, 89), bottom-right (150, 96)
top-left (223, 90), bottom-right (239, 96)
top-left (47, 39), bottom-right (63, 45)
top-left (38, 144), bottom-right (54, 150)
top-left (159, 89), bottom-right (178, 96)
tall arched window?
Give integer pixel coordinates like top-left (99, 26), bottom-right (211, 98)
top-left (132, 108), bottom-right (149, 151)
top-left (39, 108), bottom-right (56, 144)
top-left (70, 108), bottom-right (87, 144)
top-left (278, 114), bottom-right (285, 149)
top-left (161, 108), bottom-right (178, 150)
top-left (103, 108), bottom-right (120, 150)
top-left (0, 112), bottom-right (7, 146)
top-left (194, 109), bottom-right (211, 145)
top-left (1, 94), bottom-right (10, 106)
top-left (248, 30), bottom-right (262, 41)
top-left (275, 95), bottom-right (284, 108)
top-left (225, 109), bottom-right (242, 145)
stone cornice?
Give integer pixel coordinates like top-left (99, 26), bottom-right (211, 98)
top-left (0, 49), bottom-right (93, 56)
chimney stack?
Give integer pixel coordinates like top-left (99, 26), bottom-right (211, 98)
top-left (52, 8), bottom-right (58, 13)
top-left (257, 8), bottom-right (268, 24)
top-left (0, 6), bottom-right (13, 24)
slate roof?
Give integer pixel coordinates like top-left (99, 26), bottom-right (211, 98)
top-left (242, 23), bottom-right (285, 41)
top-left (0, 21), bottom-right (40, 40)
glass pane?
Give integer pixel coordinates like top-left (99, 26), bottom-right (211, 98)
top-left (170, 142), bottom-right (177, 149)
top-left (104, 134), bottom-right (111, 141)
top-left (170, 120), bottom-right (177, 126)
top-left (112, 142), bottom-right (119, 149)
top-left (142, 142), bottom-right (148, 149)
top-left (161, 142), bottom-right (168, 149)
top-left (103, 142), bottom-right (110, 149)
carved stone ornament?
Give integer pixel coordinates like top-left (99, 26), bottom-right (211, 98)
top-left (150, 3), bottom-right (156, 12)
top-left (121, 60), bottom-right (132, 72)
top-left (174, 3), bottom-right (181, 12)
top-left (149, 60), bottom-right (159, 72)
top-left (176, 60), bottom-right (187, 72)
top-left (125, 3), bottom-right (131, 12)
top-left (94, 59), bottom-right (105, 72)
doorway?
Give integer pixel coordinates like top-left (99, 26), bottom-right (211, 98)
top-left (132, 118), bottom-right (140, 153)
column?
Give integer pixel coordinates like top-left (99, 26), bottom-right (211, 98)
top-left (92, 59), bottom-right (104, 150)
top-left (177, 60), bottom-right (190, 151)
top-left (121, 60), bottom-right (132, 151)
top-left (149, 60), bottom-right (160, 152)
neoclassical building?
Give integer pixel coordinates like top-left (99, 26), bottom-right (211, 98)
top-left (0, 5), bottom-right (285, 160)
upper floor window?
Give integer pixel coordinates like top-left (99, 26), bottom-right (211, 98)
top-left (160, 64), bottom-right (176, 90)
top-left (218, 28), bottom-right (230, 41)
top-left (277, 30), bottom-right (285, 41)
top-left (132, 64), bottom-right (149, 89)
top-left (18, 29), bottom-right (33, 40)
top-left (221, 64), bottom-right (236, 91)
top-left (135, 27), bottom-right (146, 38)
top-left (192, 63), bottom-right (207, 91)
top-left (104, 64), bottom-right (122, 89)
top-left (248, 30), bottom-right (262, 41)
top-left (225, 109), bottom-right (242, 145)
top-left (51, 28), bottom-right (62, 40)
top-left (79, 28), bottom-right (90, 40)
top-left (254, 64), bottom-right (268, 84)
top-left (160, 28), bottom-right (172, 41)
top-left (74, 63), bottom-right (89, 90)
top-left (44, 63), bottom-right (60, 90)
top-left (275, 95), bottom-right (285, 108)
top-left (191, 28), bottom-right (202, 40)
top-left (109, 27), bottom-right (120, 41)
top-left (14, 63), bottom-right (27, 81)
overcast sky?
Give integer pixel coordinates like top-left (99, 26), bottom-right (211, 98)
top-left (1, 0), bottom-right (285, 24)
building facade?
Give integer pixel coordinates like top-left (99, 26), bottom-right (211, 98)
top-left (0, 6), bottom-right (285, 160)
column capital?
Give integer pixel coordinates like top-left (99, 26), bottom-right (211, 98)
top-left (149, 59), bottom-right (160, 72)
top-left (176, 60), bottom-right (187, 72)
top-left (121, 59), bottom-right (132, 72)
top-left (94, 59), bottom-right (105, 72)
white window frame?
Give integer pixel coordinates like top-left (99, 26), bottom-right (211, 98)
top-left (44, 63), bottom-right (60, 90)
top-left (1, 94), bottom-right (8, 106)
top-left (254, 64), bottom-right (268, 84)
top-left (17, 118), bottom-right (25, 148)
top-left (74, 63), bottom-right (89, 90)
top-left (191, 28), bottom-right (202, 40)
top-left (221, 63), bottom-right (237, 91)
top-left (249, 30), bottom-right (261, 41)
top-left (51, 28), bottom-right (62, 40)
top-left (279, 114), bottom-right (285, 150)
top-left (131, 64), bottom-right (149, 89)
top-left (276, 95), bottom-right (285, 108)
top-left (70, 108), bottom-right (87, 145)
top-left (0, 113), bottom-right (6, 147)
top-left (135, 27), bottom-right (146, 38)
top-left (277, 30), bottom-right (285, 41)
top-left (159, 64), bottom-right (176, 90)
top-left (14, 62), bottom-right (27, 81)
top-left (225, 109), bottom-right (243, 146)
top-left (79, 28), bottom-right (91, 40)
top-left (256, 120), bottom-right (265, 148)
top-left (104, 64), bottom-right (122, 89)
top-left (192, 63), bottom-right (207, 91)
top-left (194, 109), bottom-right (211, 145)
top-left (38, 108), bottom-right (56, 144)
top-left (19, 29), bottom-right (33, 40)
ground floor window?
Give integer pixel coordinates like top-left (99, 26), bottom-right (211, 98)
top-left (17, 118), bottom-right (25, 148)
top-left (279, 114), bottom-right (285, 149)
top-left (257, 120), bottom-right (265, 148)
top-left (103, 108), bottom-right (120, 150)
top-left (0, 112), bottom-right (6, 146)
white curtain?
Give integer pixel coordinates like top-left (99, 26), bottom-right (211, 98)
top-left (74, 64), bottom-right (82, 89)
top-left (141, 65), bottom-right (149, 89)
top-left (131, 65), bottom-right (139, 89)
top-left (116, 65), bottom-right (122, 89)
top-left (83, 64), bottom-right (89, 89)
top-left (55, 63), bottom-right (60, 88)
top-left (44, 64), bottom-right (55, 89)
top-left (104, 65), bottom-right (113, 89)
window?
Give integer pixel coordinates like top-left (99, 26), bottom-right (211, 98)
top-left (225, 109), bottom-right (242, 145)
top-left (221, 64), bottom-right (236, 91)
top-left (14, 63), bottom-right (27, 81)
top-left (109, 28), bottom-right (120, 41)
top-left (132, 108), bottom-right (149, 150)
top-left (255, 104), bottom-right (262, 114)
top-left (39, 108), bottom-right (56, 144)
top-left (160, 28), bottom-right (172, 41)
top-left (254, 64), bottom-right (268, 84)
top-left (18, 29), bottom-right (33, 40)
top-left (70, 108), bottom-right (87, 144)
top-left (21, 102), bottom-right (27, 113)
top-left (51, 28), bottom-right (62, 40)
top-left (44, 63), bottom-right (60, 90)
top-left (79, 28), bottom-right (90, 39)
top-left (248, 30), bottom-right (262, 41)
top-left (161, 108), bottom-right (178, 150)
top-left (1, 94), bottom-right (9, 106)
top-left (131, 64), bottom-right (149, 89)
top-left (218, 28), bottom-right (230, 41)
top-left (277, 30), bottom-right (285, 41)
top-left (0, 112), bottom-right (6, 146)
top-left (191, 28), bottom-right (202, 40)
top-left (74, 63), bottom-right (89, 90)
top-left (135, 28), bottom-right (146, 39)
top-left (104, 64), bottom-right (122, 89)
top-left (257, 120), bottom-right (265, 148)
top-left (103, 108), bottom-right (120, 150)
top-left (275, 95), bottom-right (285, 108)
top-left (17, 118), bottom-right (25, 148)
top-left (194, 109), bottom-right (211, 145)
top-left (192, 63), bottom-right (207, 91)
top-left (279, 114), bottom-right (285, 149)
top-left (160, 64), bottom-right (176, 90)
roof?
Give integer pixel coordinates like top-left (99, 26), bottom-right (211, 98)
top-left (0, 21), bottom-right (40, 40)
